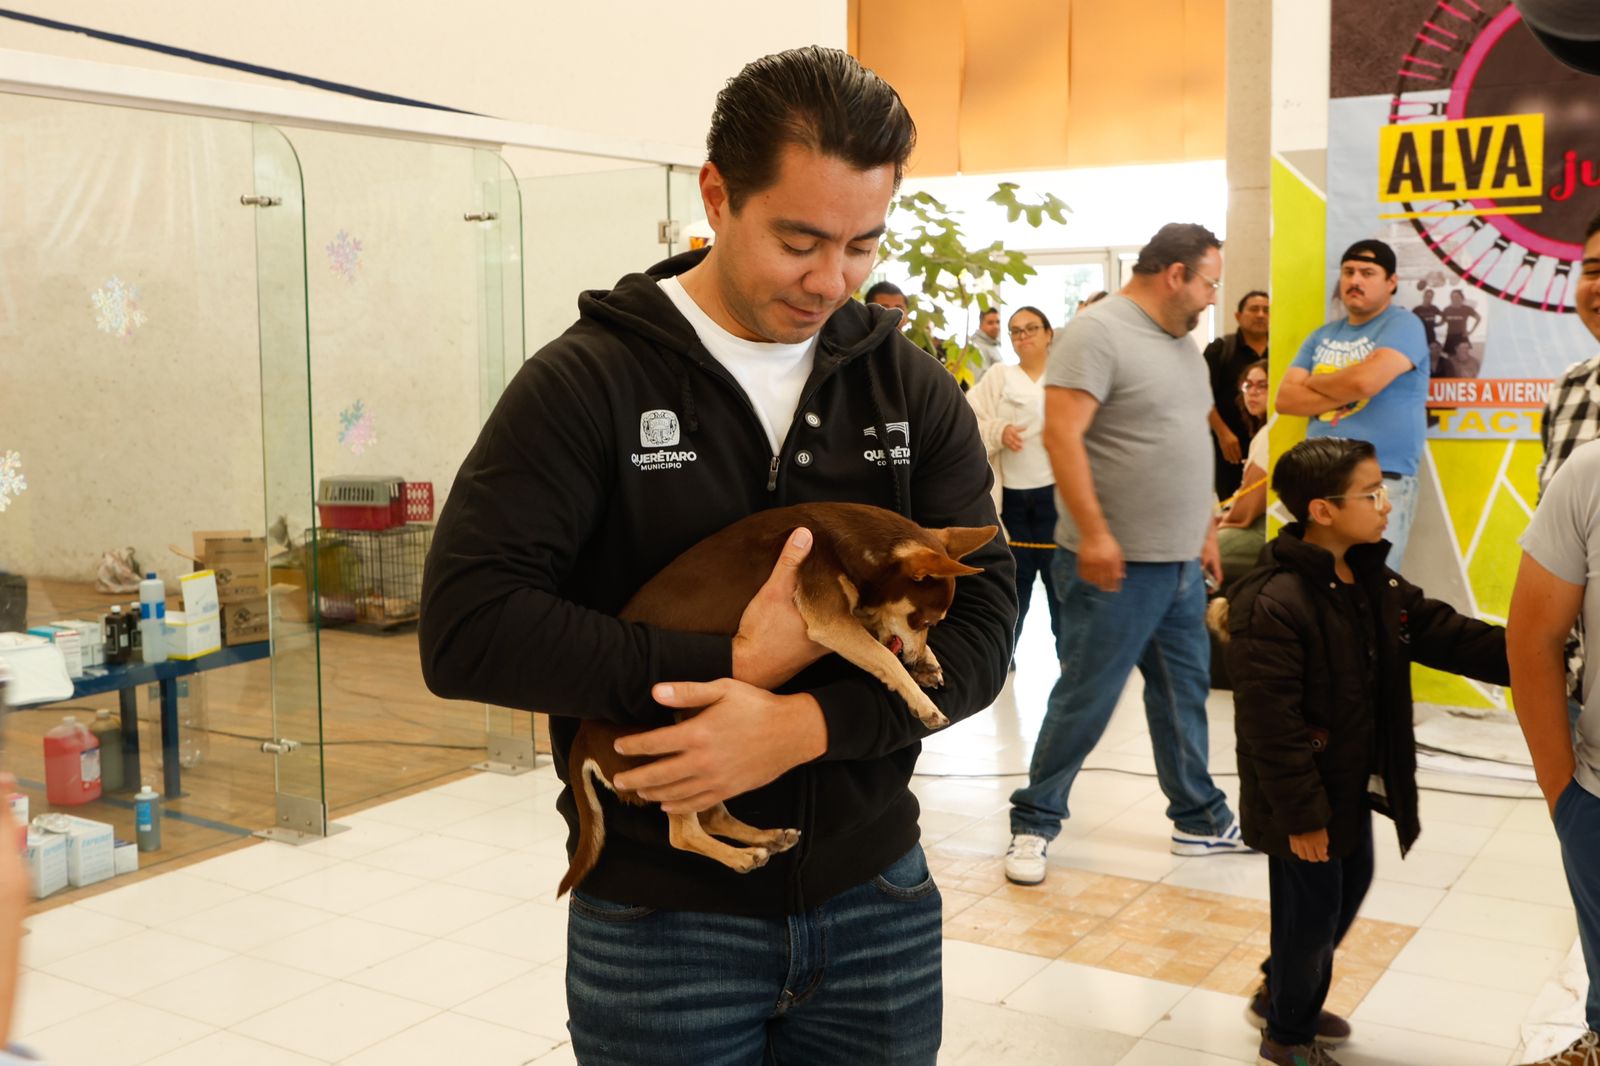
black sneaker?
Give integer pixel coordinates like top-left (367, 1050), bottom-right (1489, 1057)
top-left (1245, 982), bottom-right (1352, 1047)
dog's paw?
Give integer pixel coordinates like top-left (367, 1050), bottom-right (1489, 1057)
top-left (908, 659), bottom-right (945, 689)
top-left (734, 847), bottom-right (772, 873)
top-left (907, 691), bottom-right (950, 730)
top-left (768, 828), bottom-right (802, 853)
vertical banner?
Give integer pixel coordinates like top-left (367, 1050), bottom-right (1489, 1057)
top-left (1328, 0), bottom-right (1598, 443)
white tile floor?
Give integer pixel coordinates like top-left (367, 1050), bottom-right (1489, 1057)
top-left (12, 610), bottom-right (1587, 1064)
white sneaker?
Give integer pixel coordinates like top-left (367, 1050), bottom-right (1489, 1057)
top-left (1005, 833), bottom-right (1049, 884)
top-left (1171, 820), bottom-right (1254, 856)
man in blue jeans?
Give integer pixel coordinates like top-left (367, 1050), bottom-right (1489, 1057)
top-left (1274, 239), bottom-right (1430, 569)
top-left (420, 47), bottom-right (1015, 1065)
top-left (1006, 223), bottom-right (1248, 886)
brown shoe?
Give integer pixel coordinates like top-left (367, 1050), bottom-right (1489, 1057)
top-left (1516, 1030), bottom-right (1600, 1065)
top-left (1257, 1037), bottom-right (1342, 1065)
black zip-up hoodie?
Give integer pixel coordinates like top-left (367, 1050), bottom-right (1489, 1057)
top-left (419, 249), bottom-right (1017, 915)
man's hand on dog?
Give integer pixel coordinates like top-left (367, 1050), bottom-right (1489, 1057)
top-left (611, 683), bottom-right (828, 813)
top-left (731, 528), bottom-right (828, 689)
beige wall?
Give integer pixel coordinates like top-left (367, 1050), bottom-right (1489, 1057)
top-left (2, 2), bottom-right (846, 164)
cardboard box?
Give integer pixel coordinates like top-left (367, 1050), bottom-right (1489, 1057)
top-left (223, 597), bottom-right (270, 646)
top-left (57, 815), bottom-right (114, 888)
top-left (195, 534), bottom-right (270, 602)
top-left (163, 610), bottom-right (221, 660)
top-left (23, 830), bottom-right (68, 899)
top-left (113, 840), bottom-right (139, 875)
top-left (178, 570), bottom-right (219, 617)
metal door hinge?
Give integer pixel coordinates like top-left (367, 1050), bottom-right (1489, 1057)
top-left (261, 738), bottom-right (301, 755)
top-left (658, 220), bottom-right (681, 245)
top-left (464, 210), bottom-right (499, 222)
top-left (240, 194), bottom-right (282, 207)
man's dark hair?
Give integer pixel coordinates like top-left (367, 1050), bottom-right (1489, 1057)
top-left (1272, 438), bottom-right (1378, 524)
top-left (706, 46), bottom-right (917, 212)
top-left (1236, 290), bottom-right (1269, 313)
top-left (980, 307), bottom-right (1001, 321)
top-left (1130, 223), bottom-right (1222, 276)
top-left (1586, 206), bottom-right (1600, 241)
top-left (864, 280), bottom-right (906, 303)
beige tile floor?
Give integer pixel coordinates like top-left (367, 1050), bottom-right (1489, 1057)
top-left (9, 605), bottom-right (1584, 1064)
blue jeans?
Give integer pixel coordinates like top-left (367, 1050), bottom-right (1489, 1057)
top-left (1010, 549), bottom-right (1232, 840)
top-left (1554, 778), bottom-right (1600, 1030)
top-left (1383, 473), bottom-right (1418, 569)
top-left (566, 845), bottom-right (943, 1065)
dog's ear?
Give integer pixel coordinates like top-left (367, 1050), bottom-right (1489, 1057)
top-left (903, 547), bottom-right (983, 580)
top-left (932, 525), bottom-right (998, 560)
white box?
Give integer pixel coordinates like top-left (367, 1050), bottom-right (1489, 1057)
top-left (57, 815), bottom-right (114, 887)
top-left (51, 620), bottom-right (105, 667)
top-left (162, 610), bottom-right (221, 660)
top-left (113, 841), bottom-right (139, 876)
top-left (23, 831), bottom-right (68, 899)
top-left (179, 570), bottom-right (220, 617)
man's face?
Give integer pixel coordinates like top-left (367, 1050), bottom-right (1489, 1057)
top-left (1422, 289), bottom-right (1435, 305)
top-left (1339, 261), bottom-right (1394, 319)
top-left (979, 311), bottom-right (1001, 340)
top-left (1578, 229), bottom-right (1600, 343)
top-left (701, 143), bottom-right (895, 344)
top-left (1450, 290), bottom-right (1465, 305)
top-left (1236, 295), bottom-right (1269, 337)
top-left (1175, 248), bottom-right (1222, 334)
top-left (870, 292), bottom-right (910, 330)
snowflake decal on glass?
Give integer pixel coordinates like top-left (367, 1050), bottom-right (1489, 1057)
top-left (0, 450), bottom-right (27, 513)
top-left (338, 400), bottom-right (378, 455)
top-left (325, 230), bottom-right (363, 282)
top-left (90, 277), bottom-right (148, 338)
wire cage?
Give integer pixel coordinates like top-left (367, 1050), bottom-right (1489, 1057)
top-left (296, 524), bottom-right (433, 629)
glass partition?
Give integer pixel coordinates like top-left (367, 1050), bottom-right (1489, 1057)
top-left (0, 92), bottom-right (290, 888)
top-left (252, 123), bottom-right (329, 838)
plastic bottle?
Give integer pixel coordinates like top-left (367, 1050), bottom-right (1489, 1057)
top-left (105, 605), bottom-right (129, 664)
top-left (134, 784), bottom-right (161, 852)
top-left (90, 709), bottom-right (125, 792)
top-left (138, 573), bottom-right (167, 663)
top-left (43, 715), bottom-right (102, 806)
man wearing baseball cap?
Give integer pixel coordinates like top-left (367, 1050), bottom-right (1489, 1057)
top-left (1276, 239), bottom-right (1430, 566)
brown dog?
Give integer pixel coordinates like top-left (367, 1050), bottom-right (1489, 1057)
top-left (556, 502), bottom-right (996, 897)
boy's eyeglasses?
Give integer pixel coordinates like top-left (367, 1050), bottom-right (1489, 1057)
top-left (1324, 484), bottom-right (1389, 508)
top-left (1008, 324), bottom-right (1044, 339)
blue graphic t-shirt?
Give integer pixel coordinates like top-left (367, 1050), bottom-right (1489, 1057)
top-left (1290, 304), bottom-right (1430, 476)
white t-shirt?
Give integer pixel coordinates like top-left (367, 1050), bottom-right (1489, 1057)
top-left (659, 277), bottom-right (816, 454)
top-left (992, 366), bottom-right (1054, 489)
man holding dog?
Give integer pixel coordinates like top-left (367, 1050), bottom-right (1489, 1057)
top-left (421, 47), bottom-right (1015, 1065)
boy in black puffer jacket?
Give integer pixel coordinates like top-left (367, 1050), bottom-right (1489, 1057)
top-left (1217, 437), bottom-right (1508, 1066)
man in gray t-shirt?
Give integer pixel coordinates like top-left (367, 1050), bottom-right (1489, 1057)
top-left (1006, 223), bottom-right (1244, 888)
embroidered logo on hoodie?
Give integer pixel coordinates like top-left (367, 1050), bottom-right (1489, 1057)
top-left (633, 409), bottom-right (697, 471)
top-left (862, 422), bottom-right (912, 466)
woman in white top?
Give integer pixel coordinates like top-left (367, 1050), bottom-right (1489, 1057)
top-left (968, 306), bottom-right (1060, 658)
top-left (1217, 359), bottom-right (1270, 589)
